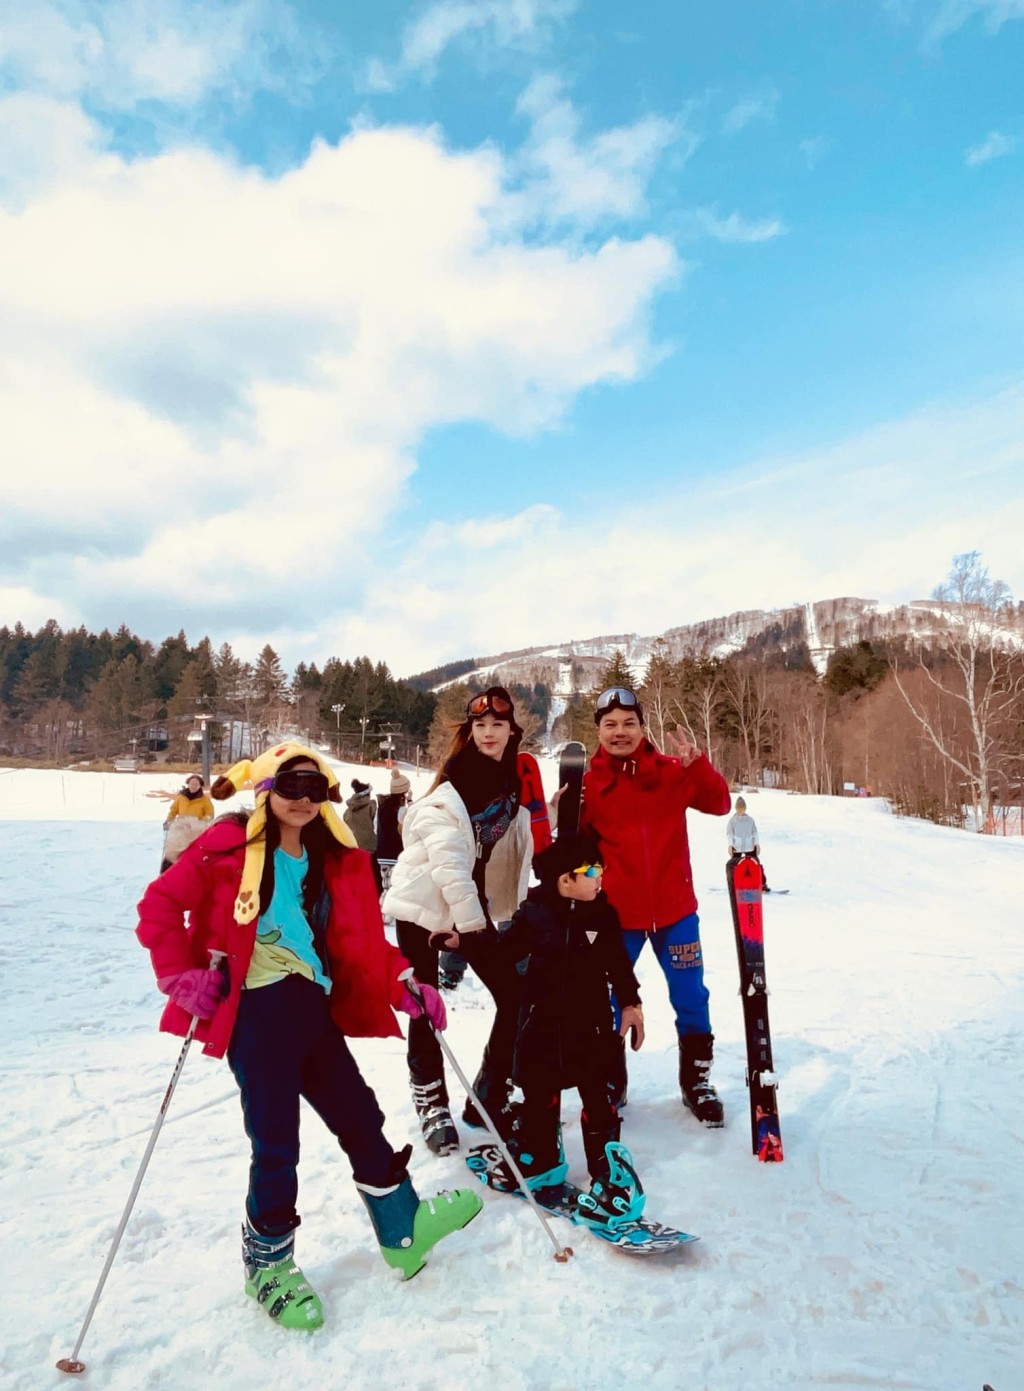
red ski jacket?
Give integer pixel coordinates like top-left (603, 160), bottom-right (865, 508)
top-left (136, 819), bottom-right (408, 1059)
top-left (582, 741), bottom-right (731, 932)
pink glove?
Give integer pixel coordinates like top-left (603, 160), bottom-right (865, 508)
top-left (400, 980), bottom-right (447, 1032)
top-left (157, 967), bottom-right (227, 1020)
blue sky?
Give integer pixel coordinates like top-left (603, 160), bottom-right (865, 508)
top-left (1, 0), bottom-right (1022, 675)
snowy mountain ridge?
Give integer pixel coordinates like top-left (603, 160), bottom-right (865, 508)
top-left (431, 594), bottom-right (1024, 690)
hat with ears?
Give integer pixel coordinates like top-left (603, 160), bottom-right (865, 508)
top-left (210, 741), bottom-right (355, 925)
top-left (390, 769), bottom-right (412, 795)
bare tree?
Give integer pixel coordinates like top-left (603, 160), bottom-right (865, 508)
top-left (891, 552), bottom-right (1024, 829)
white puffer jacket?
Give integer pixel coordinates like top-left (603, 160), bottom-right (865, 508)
top-left (382, 780), bottom-right (532, 935)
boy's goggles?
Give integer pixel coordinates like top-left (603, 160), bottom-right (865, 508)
top-left (573, 864), bottom-right (603, 878)
top-left (270, 770), bottom-right (331, 803)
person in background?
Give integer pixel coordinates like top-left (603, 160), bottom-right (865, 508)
top-left (383, 687), bottom-right (532, 1155)
top-left (726, 794), bottom-right (771, 891)
top-left (581, 688), bottom-right (731, 1127)
top-left (343, 779), bottom-right (378, 852)
top-left (375, 768), bottom-right (411, 905)
top-left (137, 742), bottom-right (481, 1332)
top-left (160, 773), bottom-right (215, 872)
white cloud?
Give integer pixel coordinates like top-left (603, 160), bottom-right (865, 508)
top-left (326, 381), bottom-right (1024, 675)
top-left (0, 92), bottom-right (103, 205)
top-left (512, 75), bottom-right (688, 225)
top-left (965, 130), bottom-right (1016, 165)
top-left (897, 0), bottom-right (1024, 44)
top-left (370, 0), bottom-right (577, 86)
top-left (685, 206), bottom-right (787, 243)
top-left (722, 87), bottom-right (779, 135)
top-left (799, 136), bottom-right (830, 170)
top-left (0, 0), bottom-right (327, 112)
top-left (0, 120), bottom-right (678, 653)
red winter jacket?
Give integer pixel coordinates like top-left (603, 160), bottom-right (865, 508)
top-left (136, 819), bottom-right (409, 1058)
top-left (582, 741), bottom-right (731, 932)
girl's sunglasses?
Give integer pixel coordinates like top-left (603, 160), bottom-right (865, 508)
top-left (467, 692), bottom-right (513, 718)
top-left (271, 770), bottom-right (330, 804)
top-left (572, 864), bottom-right (603, 878)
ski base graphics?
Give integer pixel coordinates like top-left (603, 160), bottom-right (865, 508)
top-left (727, 853), bottom-right (784, 1163)
top-left (465, 1143), bottom-right (698, 1255)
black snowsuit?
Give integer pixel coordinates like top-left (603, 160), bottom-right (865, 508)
top-left (502, 884), bottom-right (641, 1175)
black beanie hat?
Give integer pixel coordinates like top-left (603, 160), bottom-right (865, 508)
top-left (532, 831), bottom-right (602, 884)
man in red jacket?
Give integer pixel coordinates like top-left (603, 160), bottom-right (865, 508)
top-left (581, 687), bottom-right (731, 1125)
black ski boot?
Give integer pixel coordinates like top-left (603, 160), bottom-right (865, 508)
top-left (607, 1033), bottom-right (628, 1111)
top-left (678, 1032), bottom-right (724, 1127)
top-left (461, 1068), bottom-right (516, 1138)
top-left (410, 1077), bottom-right (459, 1156)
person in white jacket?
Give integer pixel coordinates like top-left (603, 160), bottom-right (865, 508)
top-left (382, 687), bottom-right (532, 1156)
top-left (726, 795), bottom-right (771, 891)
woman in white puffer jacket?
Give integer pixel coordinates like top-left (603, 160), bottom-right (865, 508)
top-left (383, 687), bottom-right (532, 1157)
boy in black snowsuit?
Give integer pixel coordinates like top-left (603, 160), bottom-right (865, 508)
top-left (474, 832), bottom-right (646, 1227)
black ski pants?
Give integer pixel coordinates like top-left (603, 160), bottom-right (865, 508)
top-left (396, 919), bottom-right (523, 1109)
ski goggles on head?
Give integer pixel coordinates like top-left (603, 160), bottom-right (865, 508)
top-left (595, 687), bottom-right (640, 715)
top-left (466, 691), bottom-right (513, 719)
top-left (268, 769), bottom-right (331, 804)
top-left (572, 863), bottom-right (603, 878)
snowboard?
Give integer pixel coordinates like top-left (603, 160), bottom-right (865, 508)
top-left (556, 740), bottom-right (587, 839)
top-left (465, 1143), bottom-right (697, 1255)
top-left (726, 854), bottom-right (784, 1162)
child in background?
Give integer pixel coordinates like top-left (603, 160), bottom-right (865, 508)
top-left (727, 794), bottom-right (771, 891)
top-left (160, 773), bottom-right (215, 871)
top-left (137, 742), bottom-right (482, 1332)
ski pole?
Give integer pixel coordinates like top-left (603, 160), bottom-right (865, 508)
top-left (405, 978), bottom-right (573, 1264)
top-left (56, 950), bottom-right (228, 1376)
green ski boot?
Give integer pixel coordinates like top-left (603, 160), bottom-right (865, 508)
top-left (358, 1145), bottom-right (482, 1280)
top-left (242, 1220), bottom-right (324, 1331)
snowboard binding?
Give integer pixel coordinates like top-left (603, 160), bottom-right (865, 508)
top-left (574, 1141), bottom-right (646, 1233)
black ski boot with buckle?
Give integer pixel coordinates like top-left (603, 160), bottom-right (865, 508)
top-left (678, 1032), bottom-right (724, 1127)
top-left (410, 1077), bottom-right (459, 1156)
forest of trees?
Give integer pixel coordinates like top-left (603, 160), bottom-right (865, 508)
top-left (0, 622), bottom-right (437, 766)
top-left (2, 555), bottom-right (1020, 831)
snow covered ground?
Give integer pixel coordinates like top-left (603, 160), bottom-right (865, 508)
top-left (1, 764), bottom-right (1021, 1391)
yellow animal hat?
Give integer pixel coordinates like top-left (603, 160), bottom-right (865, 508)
top-left (211, 741), bottom-right (356, 925)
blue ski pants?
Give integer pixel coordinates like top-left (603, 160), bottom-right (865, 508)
top-left (610, 913), bottom-right (712, 1037)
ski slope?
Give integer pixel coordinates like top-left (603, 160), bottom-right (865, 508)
top-left (1, 765), bottom-right (1020, 1391)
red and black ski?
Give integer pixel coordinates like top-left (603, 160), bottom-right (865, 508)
top-left (726, 853), bottom-right (783, 1162)
top-left (556, 741), bottom-right (587, 839)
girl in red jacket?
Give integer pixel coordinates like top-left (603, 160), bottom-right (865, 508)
top-left (137, 742), bottom-right (481, 1332)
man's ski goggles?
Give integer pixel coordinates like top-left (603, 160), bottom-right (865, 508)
top-left (467, 691), bottom-right (513, 719)
top-left (572, 864), bottom-right (603, 878)
top-left (595, 687), bottom-right (640, 715)
top-left (270, 769), bottom-right (331, 804)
